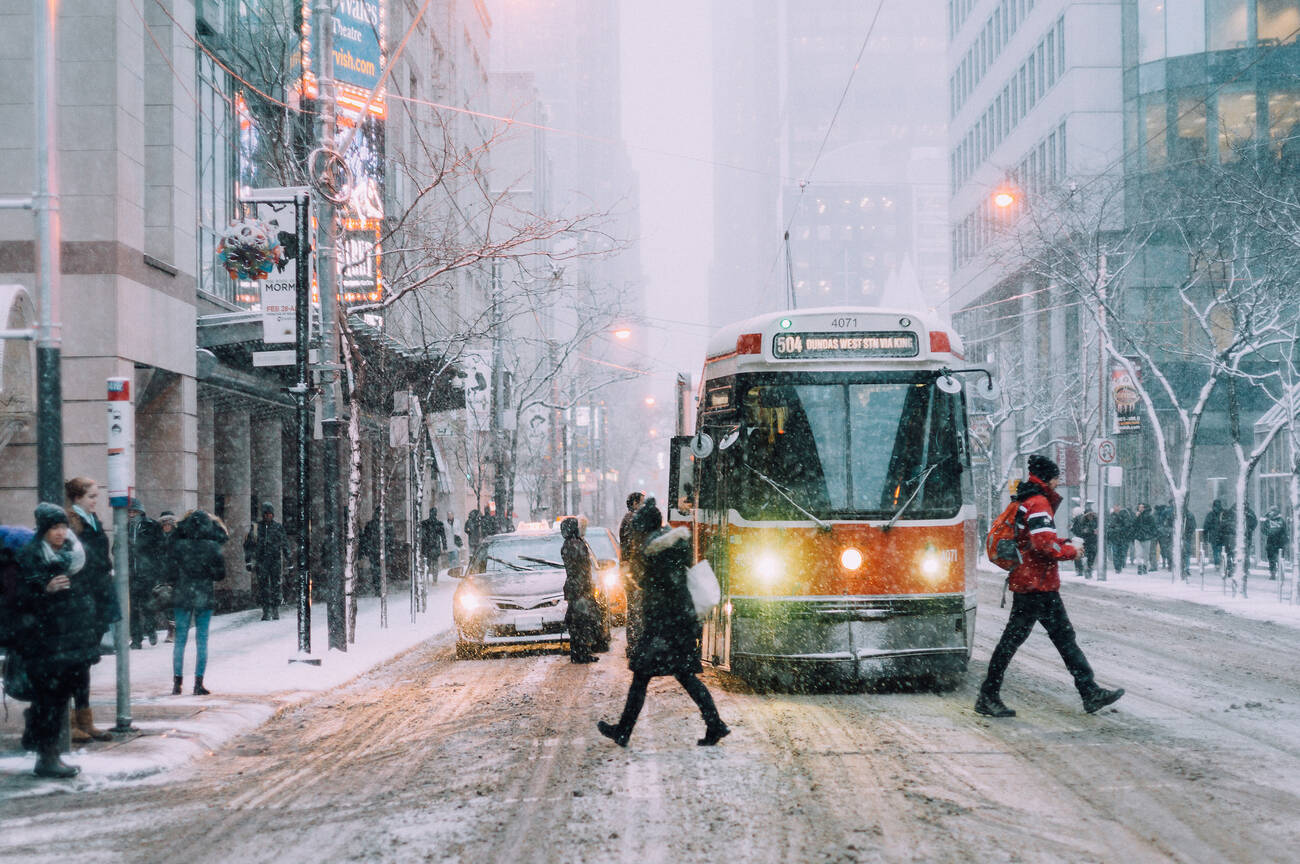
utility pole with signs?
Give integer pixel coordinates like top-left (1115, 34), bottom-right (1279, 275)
top-left (106, 378), bottom-right (134, 732)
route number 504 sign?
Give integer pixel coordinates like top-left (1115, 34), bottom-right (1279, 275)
top-left (1097, 438), bottom-right (1117, 465)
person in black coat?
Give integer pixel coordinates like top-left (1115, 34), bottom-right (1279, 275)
top-left (1261, 507), bottom-right (1289, 580)
top-left (127, 498), bottom-right (165, 648)
top-left (597, 499), bottom-right (729, 747)
top-left (15, 503), bottom-right (100, 777)
top-left (65, 477), bottom-right (119, 743)
top-left (169, 509), bottom-right (228, 695)
top-left (1107, 504), bottom-right (1131, 574)
top-left (1204, 500), bottom-right (1226, 569)
top-left (561, 517), bottom-right (602, 663)
top-left (244, 502), bottom-right (289, 620)
top-left (420, 507), bottom-right (447, 579)
top-left (618, 491), bottom-right (647, 653)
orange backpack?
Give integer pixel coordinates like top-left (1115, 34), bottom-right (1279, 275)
top-left (985, 499), bottom-right (1022, 571)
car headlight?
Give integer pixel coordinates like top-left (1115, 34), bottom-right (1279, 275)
top-left (602, 569), bottom-right (621, 591)
top-left (840, 547), bottom-right (863, 570)
top-left (456, 589), bottom-right (484, 613)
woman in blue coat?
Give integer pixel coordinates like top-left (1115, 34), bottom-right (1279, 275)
top-left (597, 499), bottom-right (728, 747)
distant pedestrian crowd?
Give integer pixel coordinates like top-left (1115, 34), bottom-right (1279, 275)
top-left (1065, 498), bottom-right (1290, 586)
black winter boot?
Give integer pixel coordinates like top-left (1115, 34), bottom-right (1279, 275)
top-left (1082, 687), bottom-right (1125, 714)
top-left (596, 720), bottom-right (630, 747)
top-left (974, 691), bottom-right (1016, 718)
top-left (172, 675), bottom-right (183, 695)
top-left (34, 747), bottom-right (79, 779)
top-left (193, 676), bottom-right (210, 696)
top-left (698, 723), bottom-right (731, 746)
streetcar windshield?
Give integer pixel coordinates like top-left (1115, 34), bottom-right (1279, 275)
top-left (721, 376), bottom-right (966, 521)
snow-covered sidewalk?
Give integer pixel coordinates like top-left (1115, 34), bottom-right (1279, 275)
top-left (982, 557), bottom-right (1300, 629)
top-left (0, 580), bottom-right (457, 797)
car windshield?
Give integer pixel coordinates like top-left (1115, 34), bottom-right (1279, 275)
top-left (471, 530), bottom-right (617, 574)
top-left (714, 374), bottom-right (967, 521)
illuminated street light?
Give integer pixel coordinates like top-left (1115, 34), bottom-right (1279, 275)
top-left (993, 190), bottom-right (1016, 209)
top-left (612, 327), bottom-right (632, 340)
top-left (644, 396), bottom-right (656, 406)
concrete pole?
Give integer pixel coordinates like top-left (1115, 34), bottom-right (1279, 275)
top-left (34, 0), bottom-right (63, 505)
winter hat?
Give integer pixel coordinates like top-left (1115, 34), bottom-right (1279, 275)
top-left (1027, 454), bottom-right (1060, 482)
top-left (261, 501), bottom-right (275, 514)
top-left (35, 502), bottom-right (69, 535)
top-left (127, 497), bottom-right (144, 513)
top-left (631, 497), bottom-right (663, 534)
top-left (560, 516), bottom-right (580, 539)
top-left (159, 510), bottom-right (176, 524)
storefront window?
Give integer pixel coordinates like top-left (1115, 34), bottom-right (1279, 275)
top-left (1174, 93), bottom-right (1209, 161)
top-left (1257, 0), bottom-right (1300, 44)
top-left (1209, 0), bottom-right (1249, 49)
top-left (1218, 88), bottom-right (1257, 161)
top-left (1139, 0), bottom-right (1166, 62)
top-left (1268, 88), bottom-right (1300, 156)
top-left (1145, 98), bottom-right (1169, 167)
top-left (1167, 0), bottom-right (1208, 56)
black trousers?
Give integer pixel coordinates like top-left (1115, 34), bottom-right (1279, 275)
top-left (256, 568), bottom-right (282, 612)
top-left (30, 663), bottom-right (82, 751)
top-left (981, 591), bottom-right (1096, 697)
top-left (129, 588), bottom-right (155, 643)
top-left (615, 670), bottom-right (721, 735)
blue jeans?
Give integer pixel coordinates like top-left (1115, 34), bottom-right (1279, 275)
top-left (174, 607), bottom-right (213, 677)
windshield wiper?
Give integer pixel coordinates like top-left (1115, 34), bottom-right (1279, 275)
top-left (486, 556), bottom-right (527, 571)
top-left (882, 459), bottom-right (948, 533)
top-left (518, 554), bottom-right (565, 569)
top-left (744, 465), bottom-right (831, 531)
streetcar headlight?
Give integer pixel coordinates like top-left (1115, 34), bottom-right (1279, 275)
top-left (456, 589), bottom-right (484, 613)
top-left (602, 569), bottom-right (621, 591)
top-left (920, 551), bottom-right (944, 579)
top-left (840, 547), bottom-right (863, 570)
top-left (756, 553), bottom-right (782, 583)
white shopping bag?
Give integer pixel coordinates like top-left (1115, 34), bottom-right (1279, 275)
top-left (686, 559), bottom-right (721, 619)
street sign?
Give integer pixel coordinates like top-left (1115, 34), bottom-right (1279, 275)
top-left (1097, 438), bottom-right (1117, 465)
top-left (1106, 465), bottom-right (1124, 487)
top-left (253, 349), bottom-right (318, 367)
top-left (105, 378), bottom-right (134, 507)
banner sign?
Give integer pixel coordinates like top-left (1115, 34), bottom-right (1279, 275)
top-left (239, 191), bottom-right (309, 343)
top-left (771, 331), bottom-right (919, 360)
top-left (1111, 360), bottom-right (1141, 433)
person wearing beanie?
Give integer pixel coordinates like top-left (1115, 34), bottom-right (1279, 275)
top-left (975, 455), bottom-right (1125, 718)
top-left (127, 499), bottom-right (166, 648)
top-left (15, 502), bottom-right (100, 777)
top-left (244, 501), bottom-right (288, 621)
top-left (618, 491), bottom-right (648, 656)
top-left (597, 499), bottom-right (729, 748)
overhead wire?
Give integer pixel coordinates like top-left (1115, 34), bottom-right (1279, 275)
top-left (763, 0), bottom-right (890, 300)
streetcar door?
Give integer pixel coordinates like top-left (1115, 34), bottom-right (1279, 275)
top-left (667, 436), bottom-right (694, 525)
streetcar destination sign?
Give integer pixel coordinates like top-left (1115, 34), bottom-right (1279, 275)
top-left (772, 331), bottom-right (919, 359)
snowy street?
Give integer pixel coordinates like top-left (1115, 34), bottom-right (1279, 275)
top-left (1, 572), bottom-right (1296, 864)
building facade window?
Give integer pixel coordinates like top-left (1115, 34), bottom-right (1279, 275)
top-left (1209, 0), bottom-right (1250, 50)
top-left (1257, 0), bottom-right (1300, 44)
top-left (1168, 1), bottom-right (1208, 56)
top-left (1174, 92), bottom-right (1209, 161)
top-left (1139, 0), bottom-right (1166, 63)
top-left (1218, 87), bottom-right (1258, 161)
top-left (1144, 97), bottom-right (1170, 167)
top-left (196, 52), bottom-right (235, 303)
top-left (1268, 87), bottom-right (1300, 156)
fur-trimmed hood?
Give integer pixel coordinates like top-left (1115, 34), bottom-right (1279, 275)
top-left (644, 525), bottom-right (690, 556)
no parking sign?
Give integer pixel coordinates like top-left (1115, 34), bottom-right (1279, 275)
top-left (1097, 438), bottom-right (1116, 465)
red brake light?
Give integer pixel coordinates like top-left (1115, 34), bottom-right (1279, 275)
top-left (737, 333), bottom-right (762, 355)
top-left (930, 331), bottom-right (952, 354)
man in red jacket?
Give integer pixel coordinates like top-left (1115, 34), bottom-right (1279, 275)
top-left (975, 454), bottom-right (1125, 718)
